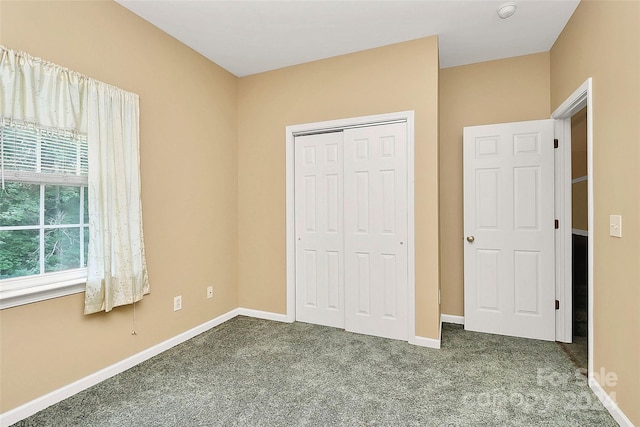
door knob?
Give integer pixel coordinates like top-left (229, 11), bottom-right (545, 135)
top-left (466, 236), bottom-right (475, 243)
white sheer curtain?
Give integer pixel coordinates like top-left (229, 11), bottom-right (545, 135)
top-left (84, 81), bottom-right (149, 314)
top-left (0, 45), bottom-right (149, 313)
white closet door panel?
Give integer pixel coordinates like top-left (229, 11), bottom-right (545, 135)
top-left (344, 123), bottom-right (408, 341)
top-left (295, 132), bottom-right (345, 328)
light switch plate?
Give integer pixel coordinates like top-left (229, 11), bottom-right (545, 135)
top-left (609, 215), bottom-right (622, 238)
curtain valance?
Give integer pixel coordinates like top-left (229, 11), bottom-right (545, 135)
top-left (0, 47), bottom-right (88, 134)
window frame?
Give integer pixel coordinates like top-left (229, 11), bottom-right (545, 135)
top-left (0, 268), bottom-right (86, 309)
top-left (0, 124), bottom-right (89, 309)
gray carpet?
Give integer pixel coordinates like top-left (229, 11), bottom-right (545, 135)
top-left (13, 316), bottom-right (616, 426)
top-left (559, 336), bottom-right (588, 373)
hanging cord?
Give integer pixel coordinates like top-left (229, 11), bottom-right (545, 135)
top-left (131, 300), bottom-right (138, 335)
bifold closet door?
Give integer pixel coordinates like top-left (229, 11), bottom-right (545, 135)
top-left (295, 131), bottom-right (345, 328)
top-left (294, 122), bottom-right (408, 340)
top-left (344, 123), bottom-right (408, 341)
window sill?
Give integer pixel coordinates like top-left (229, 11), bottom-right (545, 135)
top-left (0, 269), bottom-right (86, 310)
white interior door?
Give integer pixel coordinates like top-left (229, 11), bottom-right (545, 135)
top-left (344, 123), bottom-right (408, 340)
top-left (295, 132), bottom-right (345, 328)
top-left (463, 119), bottom-right (556, 341)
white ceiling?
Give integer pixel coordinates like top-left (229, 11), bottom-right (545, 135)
top-left (116, 0), bottom-right (580, 77)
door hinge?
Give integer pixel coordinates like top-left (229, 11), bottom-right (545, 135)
top-left (555, 300), bottom-right (560, 310)
top-left (555, 219), bottom-right (559, 229)
top-left (554, 139), bottom-right (559, 148)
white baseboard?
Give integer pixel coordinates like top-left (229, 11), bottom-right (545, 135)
top-left (409, 335), bottom-right (441, 349)
top-left (0, 307), bottom-right (288, 427)
top-left (589, 377), bottom-right (633, 427)
top-left (441, 314), bottom-right (464, 325)
top-left (236, 307), bottom-right (290, 323)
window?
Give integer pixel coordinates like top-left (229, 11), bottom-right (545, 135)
top-left (0, 123), bottom-right (88, 307)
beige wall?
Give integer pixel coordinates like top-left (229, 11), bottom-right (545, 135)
top-left (571, 181), bottom-right (588, 231)
top-left (438, 53), bottom-right (551, 316)
top-left (571, 107), bottom-right (588, 179)
top-left (551, 1), bottom-right (640, 424)
top-left (571, 107), bottom-right (588, 231)
top-left (0, 1), bottom-right (239, 412)
top-left (237, 37), bottom-right (441, 339)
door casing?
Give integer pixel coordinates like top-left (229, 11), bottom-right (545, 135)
top-left (285, 111), bottom-right (417, 343)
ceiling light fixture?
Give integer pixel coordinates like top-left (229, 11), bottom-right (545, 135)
top-left (497, 2), bottom-right (517, 19)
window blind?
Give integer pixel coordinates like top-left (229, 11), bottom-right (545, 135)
top-left (0, 123), bottom-right (88, 187)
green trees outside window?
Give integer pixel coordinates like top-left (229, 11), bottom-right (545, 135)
top-left (0, 182), bottom-right (88, 280)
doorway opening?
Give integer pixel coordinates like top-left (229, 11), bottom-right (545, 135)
top-left (551, 78), bottom-right (593, 379)
top-left (564, 106), bottom-right (589, 371)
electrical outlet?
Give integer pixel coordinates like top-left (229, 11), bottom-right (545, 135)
top-left (207, 286), bottom-right (214, 299)
top-left (173, 295), bottom-right (182, 311)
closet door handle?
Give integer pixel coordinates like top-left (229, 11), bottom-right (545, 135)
top-left (466, 236), bottom-right (475, 243)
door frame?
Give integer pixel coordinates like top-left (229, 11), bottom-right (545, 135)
top-left (285, 111), bottom-right (416, 342)
top-left (551, 79), bottom-right (593, 372)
